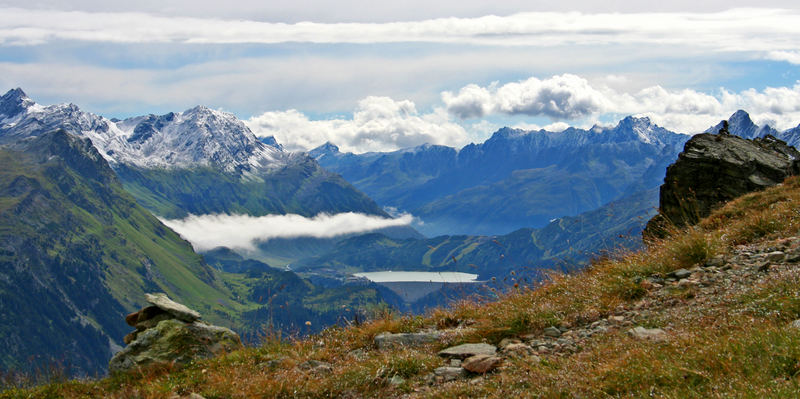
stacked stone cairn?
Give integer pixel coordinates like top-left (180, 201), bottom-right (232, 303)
top-left (109, 293), bottom-right (242, 373)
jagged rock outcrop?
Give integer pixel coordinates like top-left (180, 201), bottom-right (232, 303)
top-left (644, 133), bottom-right (800, 238)
top-left (109, 293), bottom-right (242, 373)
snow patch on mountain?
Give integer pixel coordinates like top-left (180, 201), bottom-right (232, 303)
top-left (0, 89), bottom-right (290, 173)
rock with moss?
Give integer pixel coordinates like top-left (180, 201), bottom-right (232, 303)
top-left (110, 294), bottom-right (241, 373)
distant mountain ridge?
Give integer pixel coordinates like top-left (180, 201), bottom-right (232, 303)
top-left (0, 88), bottom-right (395, 223)
top-left (312, 116), bottom-right (689, 236)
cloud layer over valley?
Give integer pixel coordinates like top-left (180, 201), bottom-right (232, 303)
top-left (160, 212), bottom-right (414, 252)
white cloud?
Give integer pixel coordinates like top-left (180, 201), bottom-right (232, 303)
top-left (160, 212), bottom-right (414, 252)
top-left (0, 7), bottom-right (799, 55)
top-left (493, 74), bottom-right (609, 119)
top-left (441, 84), bottom-right (494, 119)
top-left (512, 121), bottom-right (572, 132)
top-left (442, 74), bottom-right (800, 133)
top-left (766, 51), bottom-right (800, 65)
top-left (246, 96), bottom-right (469, 153)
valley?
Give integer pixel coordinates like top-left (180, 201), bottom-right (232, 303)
top-left (1, 86), bottom-right (798, 380)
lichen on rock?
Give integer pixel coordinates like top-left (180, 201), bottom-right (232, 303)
top-left (109, 293), bottom-right (241, 374)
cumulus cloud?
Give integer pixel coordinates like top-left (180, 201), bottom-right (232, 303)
top-left (443, 75), bottom-right (609, 120)
top-left (246, 96), bottom-right (469, 153)
top-left (494, 75), bottom-right (608, 119)
top-left (161, 212), bottom-right (414, 252)
top-left (442, 74), bottom-right (800, 133)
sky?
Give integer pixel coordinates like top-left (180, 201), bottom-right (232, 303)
top-left (2, 1), bottom-right (800, 153)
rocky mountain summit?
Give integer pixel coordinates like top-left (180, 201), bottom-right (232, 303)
top-left (110, 294), bottom-right (241, 374)
top-left (645, 132), bottom-right (800, 238)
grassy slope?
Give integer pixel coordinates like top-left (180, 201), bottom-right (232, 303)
top-left (0, 131), bottom-right (246, 375)
top-left (10, 180), bottom-right (800, 396)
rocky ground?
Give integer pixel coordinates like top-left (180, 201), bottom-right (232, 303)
top-left (340, 235), bottom-right (800, 397)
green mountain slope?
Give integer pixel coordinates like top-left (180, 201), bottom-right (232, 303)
top-left (0, 130), bottom-right (243, 376)
top-left (115, 158), bottom-right (388, 220)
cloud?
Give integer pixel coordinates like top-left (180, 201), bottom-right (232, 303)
top-left (160, 212), bottom-right (414, 252)
top-left (494, 75), bottom-right (609, 119)
top-left (442, 74), bottom-right (800, 133)
top-left (443, 74), bottom-right (609, 119)
top-left (0, 7), bottom-right (799, 55)
top-left (512, 121), bottom-right (572, 132)
top-left (246, 96), bottom-right (469, 153)
top-left (766, 51), bottom-right (800, 65)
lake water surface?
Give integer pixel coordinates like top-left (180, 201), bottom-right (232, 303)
top-left (353, 271), bottom-right (479, 283)
top-left (352, 271), bottom-right (480, 303)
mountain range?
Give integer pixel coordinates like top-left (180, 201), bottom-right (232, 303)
top-left (2, 85), bottom-right (799, 379)
top-left (0, 89), bottom-right (411, 376)
top-left (312, 116), bottom-right (688, 236)
top-left (0, 88), bottom-right (390, 222)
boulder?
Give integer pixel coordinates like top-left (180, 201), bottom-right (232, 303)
top-left (438, 343), bottom-right (496, 359)
top-left (145, 293), bottom-right (201, 322)
top-left (645, 133), bottom-right (800, 238)
top-left (462, 354), bottom-right (502, 373)
top-left (668, 269), bottom-right (692, 280)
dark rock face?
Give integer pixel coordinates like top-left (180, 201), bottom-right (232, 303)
top-left (645, 133), bottom-right (800, 238)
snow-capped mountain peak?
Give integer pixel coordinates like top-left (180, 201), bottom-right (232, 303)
top-left (309, 141), bottom-right (341, 159)
top-left (615, 115), bottom-right (658, 144)
top-left (0, 88), bottom-right (35, 121)
top-left (0, 88), bottom-right (290, 173)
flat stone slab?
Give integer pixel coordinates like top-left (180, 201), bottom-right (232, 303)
top-left (374, 332), bottom-right (440, 350)
top-left (438, 343), bottom-right (497, 359)
top-left (627, 326), bottom-right (667, 341)
top-left (668, 269), bottom-right (692, 280)
top-left (145, 293), bottom-right (201, 322)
